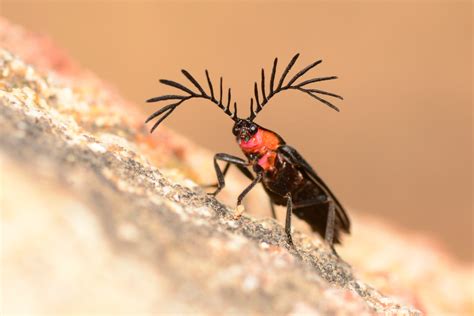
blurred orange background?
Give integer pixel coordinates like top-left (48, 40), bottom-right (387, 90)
top-left (3, 1), bottom-right (472, 262)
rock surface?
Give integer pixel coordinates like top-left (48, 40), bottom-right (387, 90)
top-left (1, 18), bottom-right (472, 315)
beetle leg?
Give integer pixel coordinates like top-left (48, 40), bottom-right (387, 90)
top-left (234, 172), bottom-right (263, 218)
top-left (204, 161), bottom-right (254, 189)
top-left (292, 194), bottom-right (328, 209)
top-left (205, 156), bottom-right (277, 221)
top-left (325, 199), bottom-right (336, 247)
top-left (233, 164), bottom-right (254, 181)
top-left (284, 193), bottom-right (294, 246)
top-left (202, 162), bottom-right (232, 188)
top-left (269, 200), bottom-right (277, 220)
top-left (290, 194), bottom-right (335, 245)
top-left (291, 195), bottom-right (338, 255)
top-left (208, 153), bottom-right (250, 196)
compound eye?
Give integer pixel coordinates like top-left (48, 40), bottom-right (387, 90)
top-left (232, 125), bottom-right (240, 136)
top-left (249, 124), bottom-right (258, 135)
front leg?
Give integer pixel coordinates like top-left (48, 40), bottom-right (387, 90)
top-left (205, 158), bottom-right (277, 220)
top-left (204, 162), bottom-right (254, 189)
top-left (234, 172), bottom-right (263, 218)
top-left (202, 162), bottom-right (231, 189)
top-left (208, 153), bottom-right (250, 197)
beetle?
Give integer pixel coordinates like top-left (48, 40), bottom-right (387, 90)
top-left (146, 53), bottom-right (350, 253)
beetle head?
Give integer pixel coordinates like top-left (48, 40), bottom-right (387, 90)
top-left (232, 119), bottom-right (259, 142)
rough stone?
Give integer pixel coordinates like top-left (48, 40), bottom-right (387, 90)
top-left (1, 18), bottom-right (472, 316)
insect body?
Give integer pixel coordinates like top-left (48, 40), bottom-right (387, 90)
top-left (146, 54), bottom-right (350, 252)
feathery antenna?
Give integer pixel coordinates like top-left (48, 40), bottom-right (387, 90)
top-left (146, 69), bottom-right (237, 133)
top-left (248, 54), bottom-right (342, 120)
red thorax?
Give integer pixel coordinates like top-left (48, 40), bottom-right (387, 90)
top-left (238, 128), bottom-right (281, 171)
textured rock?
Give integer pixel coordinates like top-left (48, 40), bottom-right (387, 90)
top-left (1, 18), bottom-right (472, 315)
